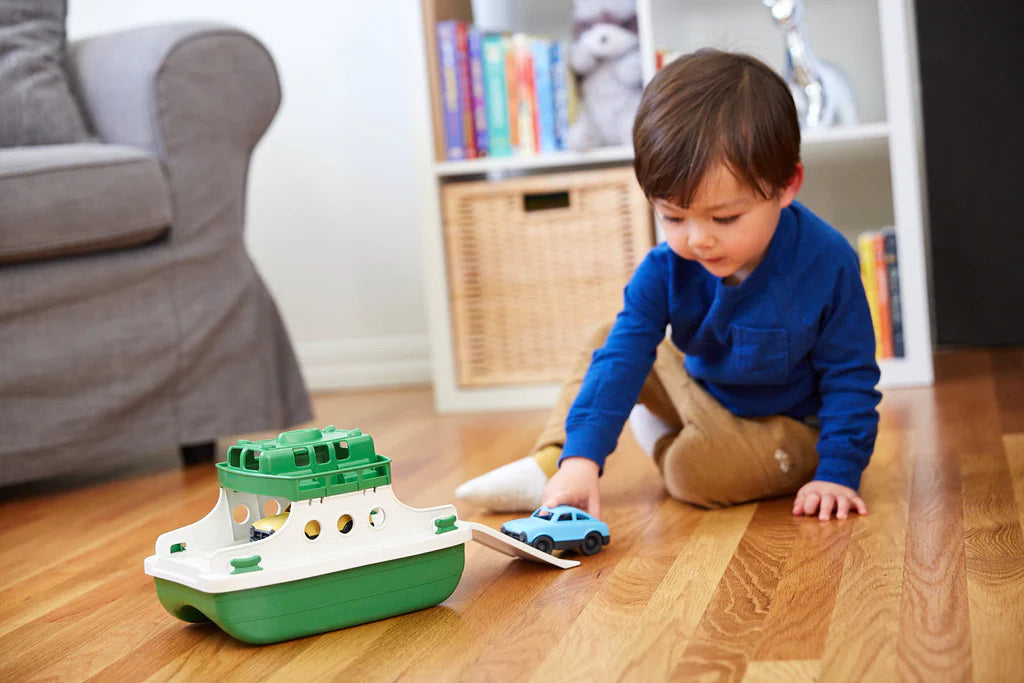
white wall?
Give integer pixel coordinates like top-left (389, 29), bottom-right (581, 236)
top-left (68, 1), bottom-right (433, 390)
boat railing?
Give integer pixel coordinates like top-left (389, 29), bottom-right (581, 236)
top-left (217, 456), bottom-right (392, 500)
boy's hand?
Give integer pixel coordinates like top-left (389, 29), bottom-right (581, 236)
top-left (793, 480), bottom-right (868, 520)
top-left (542, 456), bottom-right (602, 520)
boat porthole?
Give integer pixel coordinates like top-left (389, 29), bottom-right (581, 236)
top-left (262, 499), bottom-right (281, 517)
top-left (369, 507), bottom-right (386, 529)
top-left (232, 504), bottom-right (251, 524)
top-left (304, 520), bottom-right (321, 540)
top-left (338, 514), bottom-right (354, 534)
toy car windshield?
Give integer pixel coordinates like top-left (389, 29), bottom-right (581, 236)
top-left (533, 509), bottom-right (554, 520)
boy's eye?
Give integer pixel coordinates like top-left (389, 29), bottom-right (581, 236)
top-left (713, 215), bottom-right (741, 225)
top-left (660, 215), bottom-right (684, 224)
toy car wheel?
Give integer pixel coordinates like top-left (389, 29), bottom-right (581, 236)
top-left (581, 531), bottom-right (603, 556)
top-left (532, 535), bottom-right (554, 554)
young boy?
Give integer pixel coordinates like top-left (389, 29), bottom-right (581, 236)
top-left (456, 50), bottom-right (881, 522)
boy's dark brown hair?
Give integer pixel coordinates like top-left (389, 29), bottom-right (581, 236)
top-left (632, 49), bottom-right (801, 207)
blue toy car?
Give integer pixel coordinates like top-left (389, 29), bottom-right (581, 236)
top-left (500, 505), bottom-right (610, 556)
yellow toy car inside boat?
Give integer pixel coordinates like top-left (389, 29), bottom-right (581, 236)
top-left (249, 505), bottom-right (354, 541)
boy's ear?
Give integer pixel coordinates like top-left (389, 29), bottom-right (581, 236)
top-left (779, 163), bottom-right (804, 208)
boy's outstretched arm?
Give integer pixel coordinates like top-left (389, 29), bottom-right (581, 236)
top-left (805, 243), bottom-right (882, 521)
top-left (793, 479), bottom-right (868, 520)
top-left (542, 457), bottom-right (602, 520)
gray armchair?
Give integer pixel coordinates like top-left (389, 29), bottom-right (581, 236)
top-left (0, 23), bottom-right (312, 486)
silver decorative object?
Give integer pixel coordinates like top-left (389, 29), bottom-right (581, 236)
top-left (763, 0), bottom-right (858, 128)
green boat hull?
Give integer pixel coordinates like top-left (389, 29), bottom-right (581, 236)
top-left (154, 545), bottom-right (465, 644)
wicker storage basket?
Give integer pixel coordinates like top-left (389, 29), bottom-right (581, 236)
top-left (442, 167), bottom-right (653, 387)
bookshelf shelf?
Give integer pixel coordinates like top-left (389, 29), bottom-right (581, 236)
top-left (414, 0), bottom-right (933, 412)
top-left (434, 145), bottom-right (634, 178)
top-left (435, 123), bottom-right (890, 179)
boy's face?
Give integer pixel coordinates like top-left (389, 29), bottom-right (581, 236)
top-left (652, 164), bottom-right (803, 286)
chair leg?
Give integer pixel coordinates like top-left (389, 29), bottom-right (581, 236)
top-left (180, 441), bottom-right (217, 465)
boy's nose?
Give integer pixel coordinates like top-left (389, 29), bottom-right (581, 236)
top-left (688, 229), bottom-right (716, 249)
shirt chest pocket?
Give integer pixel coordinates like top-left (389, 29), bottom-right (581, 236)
top-left (731, 325), bottom-right (790, 383)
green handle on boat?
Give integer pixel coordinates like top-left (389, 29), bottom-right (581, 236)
top-left (434, 515), bottom-right (458, 534)
top-left (230, 555), bottom-right (263, 574)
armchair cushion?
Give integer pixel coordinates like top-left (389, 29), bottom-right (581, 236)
top-left (0, 143), bottom-right (172, 264)
top-left (0, 0), bottom-right (90, 146)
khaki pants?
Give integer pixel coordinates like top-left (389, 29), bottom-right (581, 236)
top-left (531, 322), bottom-right (820, 508)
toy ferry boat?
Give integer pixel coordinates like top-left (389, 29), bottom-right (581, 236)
top-left (145, 426), bottom-right (575, 644)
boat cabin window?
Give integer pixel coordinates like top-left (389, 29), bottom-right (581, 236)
top-left (314, 445), bottom-right (330, 465)
top-left (293, 448), bottom-right (310, 467)
top-left (333, 441), bottom-right (349, 461)
top-left (243, 450), bottom-right (261, 471)
top-left (232, 504), bottom-right (251, 523)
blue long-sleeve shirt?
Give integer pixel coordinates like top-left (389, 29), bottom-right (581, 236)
top-left (562, 201), bottom-right (881, 490)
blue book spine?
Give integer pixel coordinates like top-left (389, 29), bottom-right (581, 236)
top-left (481, 34), bottom-right (512, 157)
top-left (467, 27), bottom-right (489, 157)
top-left (550, 41), bottom-right (570, 151)
top-left (531, 39), bottom-right (558, 153)
top-left (882, 227), bottom-right (905, 358)
top-left (436, 21), bottom-right (464, 160)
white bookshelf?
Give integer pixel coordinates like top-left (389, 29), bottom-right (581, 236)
top-left (413, 0), bottom-right (933, 412)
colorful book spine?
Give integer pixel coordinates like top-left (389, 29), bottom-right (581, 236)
top-left (857, 232), bottom-right (882, 359)
top-left (513, 34), bottom-right (537, 154)
top-left (454, 22), bottom-right (478, 159)
top-left (503, 35), bottom-right (519, 152)
top-left (436, 21), bottom-right (464, 160)
top-left (550, 41), bottom-right (570, 151)
top-left (467, 27), bottom-right (489, 157)
top-left (531, 39), bottom-right (558, 153)
top-left (882, 226), bottom-right (905, 358)
top-left (481, 34), bottom-right (512, 157)
top-left (872, 232), bottom-right (894, 358)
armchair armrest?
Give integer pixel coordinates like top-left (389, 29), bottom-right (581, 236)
top-left (66, 23), bottom-right (281, 242)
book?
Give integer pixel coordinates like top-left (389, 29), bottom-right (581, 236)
top-left (436, 21), bottom-right (464, 160)
top-left (480, 34), bottom-right (511, 157)
top-left (857, 232), bottom-right (882, 359)
top-left (872, 232), bottom-right (894, 358)
top-left (512, 34), bottom-right (537, 155)
top-left (550, 41), bottom-right (570, 151)
top-left (503, 35), bottom-right (519, 151)
top-left (454, 22), bottom-right (478, 158)
top-left (467, 27), bottom-right (489, 157)
top-left (531, 39), bottom-right (558, 153)
top-left (882, 226), bottom-right (905, 358)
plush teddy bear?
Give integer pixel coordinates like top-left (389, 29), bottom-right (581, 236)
top-left (566, 0), bottom-right (644, 151)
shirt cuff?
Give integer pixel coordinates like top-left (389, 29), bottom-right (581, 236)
top-left (812, 456), bottom-right (865, 491)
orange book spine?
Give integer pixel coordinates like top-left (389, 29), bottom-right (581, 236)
top-left (514, 35), bottom-right (537, 154)
top-left (873, 232), bottom-right (894, 358)
top-left (503, 35), bottom-right (519, 151)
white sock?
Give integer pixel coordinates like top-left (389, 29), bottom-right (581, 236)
top-left (629, 404), bottom-right (674, 457)
top-left (455, 456), bottom-right (547, 512)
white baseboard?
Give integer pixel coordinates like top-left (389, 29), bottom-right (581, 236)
top-left (296, 334), bottom-right (432, 392)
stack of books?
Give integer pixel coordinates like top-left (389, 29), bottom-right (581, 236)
top-left (436, 21), bottom-right (577, 161)
top-left (857, 227), bottom-right (904, 359)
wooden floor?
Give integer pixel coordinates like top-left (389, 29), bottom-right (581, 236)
top-left (1, 348), bottom-right (1023, 682)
